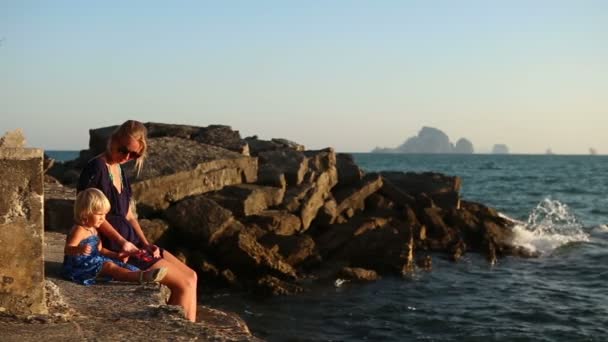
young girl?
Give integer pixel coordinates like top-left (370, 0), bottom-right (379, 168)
top-left (62, 188), bottom-right (168, 285)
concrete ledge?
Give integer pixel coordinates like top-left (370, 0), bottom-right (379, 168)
top-left (0, 147), bottom-right (45, 315)
top-left (0, 148), bottom-right (43, 160)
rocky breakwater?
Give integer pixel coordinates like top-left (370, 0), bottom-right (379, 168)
top-left (46, 123), bottom-right (537, 298)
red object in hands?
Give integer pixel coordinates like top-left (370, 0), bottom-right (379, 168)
top-left (133, 249), bottom-right (153, 262)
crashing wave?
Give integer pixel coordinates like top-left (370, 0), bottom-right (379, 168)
top-left (509, 198), bottom-right (589, 255)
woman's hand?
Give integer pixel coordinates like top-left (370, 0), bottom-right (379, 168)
top-left (145, 244), bottom-right (161, 258)
top-left (116, 251), bottom-right (130, 263)
top-left (120, 240), bottom-right (139, 254)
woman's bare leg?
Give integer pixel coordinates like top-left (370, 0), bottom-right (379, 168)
top-left (147, 255), bottom-right (197, 322)
top-left (162, 251), bottom-right (198, 321)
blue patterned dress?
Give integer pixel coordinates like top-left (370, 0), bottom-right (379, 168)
top-left (62, 234), bottom-right (139, 285)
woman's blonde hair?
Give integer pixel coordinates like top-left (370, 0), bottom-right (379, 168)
top-left (109, 120), bottom-right (148, 177)
top-left (74, 188), bottom-right (111, 224)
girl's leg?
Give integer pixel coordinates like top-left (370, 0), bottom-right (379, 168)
top-left (99, 262), bottom-right (163, 283)
top-left (147, 255), bottom-right (197, 322)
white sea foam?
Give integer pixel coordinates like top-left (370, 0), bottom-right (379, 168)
top-left (590, 224), bottom-right (608, 233)
top-left (509, 198), bottom-right (589, 255)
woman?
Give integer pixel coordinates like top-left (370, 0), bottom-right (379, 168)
top-left (77, 120), bottom-right (197, 322)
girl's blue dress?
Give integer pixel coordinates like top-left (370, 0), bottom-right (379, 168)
top-left (62, 234), bottom-right (139, 285)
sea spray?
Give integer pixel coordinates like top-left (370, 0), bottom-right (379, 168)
top-left (510, 198), bottom-right (589, 255)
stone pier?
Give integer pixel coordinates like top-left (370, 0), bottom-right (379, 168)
top-left (0, 147), bottom-right (46, 315)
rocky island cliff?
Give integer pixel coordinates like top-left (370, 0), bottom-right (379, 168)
top-left (372, 126), bottom-right (475, 154)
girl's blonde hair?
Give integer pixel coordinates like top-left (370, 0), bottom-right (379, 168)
top-left (74, 188), bottom-right (111, 224)
top-left (109, 120), bottom-right (148, 177)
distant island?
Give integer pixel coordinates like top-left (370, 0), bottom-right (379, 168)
top-left (371, 127), bottom-right (474, 154)
top-left (491, 144), bottom-right (510, 154)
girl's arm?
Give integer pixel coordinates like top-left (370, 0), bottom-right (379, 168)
top-left (64, 227), bottom-right (91, 256)
top-left (100, 247), bottom-right (120, 259)
top-left (96, 227), bottom-right (130, 260)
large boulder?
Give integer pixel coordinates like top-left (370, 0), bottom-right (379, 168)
top-left (378, 178), bottom-right (417, 208)
top-left (380, 171), bottom-right (461, 209)
top-left (282, 149), bottom-right (339, 230)
top-left (257, 150), bottom-right (308, 186)
top-left (256, 164), bottom-right (287, 189)
top-left (259, 233), bottom-right (318, 267)
top-left (338, 267), bottom-right (380, 282)
top-left (138, 218), bottom-right (170, 245)
top-left (164, 195), bottom-right (237, 246)
top-left (315, 213), bottom-right (392, 258)
top-left (255, 275), bottom-right (303, 296)
top-left (181, 250), bottom-right (241, 289)
top-left (336, 153), bottom-right (363, 186)
top-left (192, 125), bottom-right (249, 155)
top-left (213, 230), bottom-right (297, 280)
top-left (208, 184), bottom-right (285, 217)
top-left (297, 171), bottom-right (337, 230)
top-left (126, 137), bottom-right (258, 213)
top-left (332, 173), bottom-right (383, 221)
top-left (313, 197), bottom-right (338, 226)
top-left (46, 159), bottom-right (84, 186)
top-left (244, 137), bottom-right (305, 156)
top-left (145, 122), bottom-right (201, 140)
top-left (88, 125), bottom-right (119, 155)
top-left (365, 193), bottom-right (395, 211)
top-left (418, 207), bottom-right (457, 250)
top-left (332, 218), bottom-right (413, 274)
top-left (43, 182), bottom-right (76, 233)
top-left (244, 210), bottom-right (302, 236)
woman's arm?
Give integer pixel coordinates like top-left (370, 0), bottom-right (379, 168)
top-left (97, 219), bottom-right (139, 253)
top-left (125, 209), bottom-right (162, 258)
top-left (126, 209), bottom-right (150, 247)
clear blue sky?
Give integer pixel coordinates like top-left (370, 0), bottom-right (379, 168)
top-left (1, 0), bottom-right (607, 153)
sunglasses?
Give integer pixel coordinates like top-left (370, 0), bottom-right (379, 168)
top-left (117, 145), bottom-right (141, 159)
